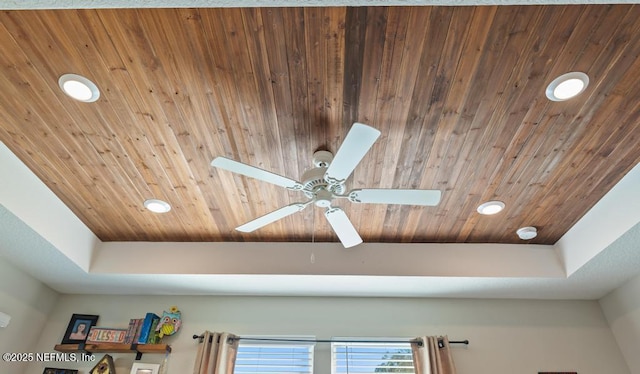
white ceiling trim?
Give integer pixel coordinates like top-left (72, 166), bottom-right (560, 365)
top-left (0, 141), bottom-right (98, 271)
top-left (2, 201), bottom-right (640, 298)
top-left (555, 162), bottom-right (640, 276)
top-left (93, 241), bottom-right (563, 278)
top-left (1, 0), bottom-right (639, 9)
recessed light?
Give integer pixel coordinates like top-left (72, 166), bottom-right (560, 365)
top-left (545, 72), bottom-right (589, 101)
top-left (477, 200), bottom-right (505, 215)
top-left (144, 199), bottom-right (171, 213)
top-left (58, 73), bottom-right (100, 102)
top-left (517, 226), bottom-right (537, 240)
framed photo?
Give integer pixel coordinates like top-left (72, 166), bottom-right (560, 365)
top-left (130, 363), bottom-right (160, 374)
top-left (61, 313), bottom-right (99, 344)
top-left (43, 369), bottom-right (78, 374)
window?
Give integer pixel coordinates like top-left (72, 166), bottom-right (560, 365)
top-left (332, 341), bottom-right (415, 374)
top-left (234, 339), bottom-right (315, 374)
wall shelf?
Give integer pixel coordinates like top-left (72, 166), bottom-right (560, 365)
top-left (54, 343), bottom-right (170, 360)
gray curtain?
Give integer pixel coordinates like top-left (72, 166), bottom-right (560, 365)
top-left (411, 336), bottom-right (457, 374)
top-left (192, 331), bottom-right (239, 374)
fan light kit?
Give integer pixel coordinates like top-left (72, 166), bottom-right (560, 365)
top-left (517, 226), bottom-right (537, 240)
top-left (58, 73), bottom-right (100, 102)
top-left (477, 201), bottom-right (505, 215)
top-left (211, 123), bottom-right (442, 248)
top-left (144, 199), bottom-right (171, 213)
top-left (545, 72), bottom-right (589, 101)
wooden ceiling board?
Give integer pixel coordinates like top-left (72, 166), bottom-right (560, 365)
top-left (1, 5), bottom-right (639, 245)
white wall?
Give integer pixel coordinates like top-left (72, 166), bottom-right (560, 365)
top-left (0, 256), bottom-right (59, 374)
top-left (600, 273), bottom-right (640, 374)
top-left (27, 294), bottom-right (629, 374)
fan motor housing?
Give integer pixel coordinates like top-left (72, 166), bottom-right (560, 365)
top-left (301, 167), bottom-right (345, 198)
top-left (301, 151), bottom-right (345, 199)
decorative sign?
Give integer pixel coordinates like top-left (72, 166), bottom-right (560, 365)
top-left (86, 327), bottom-right (127, 344)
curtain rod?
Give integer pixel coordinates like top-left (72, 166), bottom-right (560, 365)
top-left (192, 334), bottom-right (469, 346)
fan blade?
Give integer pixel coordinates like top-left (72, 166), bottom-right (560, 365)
top-left (324, 123), bottom-right (381, 185)
top-left (348, 189), bottom-right (441, 206)
top-left (324, 207), bottom-right (363, 248)
top-left (236, 202), bottom-right (309, 232)
top-left (211, 157), bottom-right (303, 190)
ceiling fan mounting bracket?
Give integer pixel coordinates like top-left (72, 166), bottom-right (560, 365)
top-left (312, 150), bottom-right (333, 168)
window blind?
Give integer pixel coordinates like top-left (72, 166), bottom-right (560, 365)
top-left (234, 342), bottom-right (314, 374)
top-left (332, 342), bottom-right (415, 374)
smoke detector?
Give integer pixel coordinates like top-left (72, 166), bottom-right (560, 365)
top-left (517, 226), bottom-right (537, 240)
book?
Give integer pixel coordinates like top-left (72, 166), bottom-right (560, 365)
top-left (146, 317), bottom-right (161, 344)
top-left (131, 318), bottom-right (144, 344)
top-left (124, 318), bottom-right (134, 344)
top-left (137, 313), bottom-right (159, 344)
top-left (124, 318), bottom-right (140, 344)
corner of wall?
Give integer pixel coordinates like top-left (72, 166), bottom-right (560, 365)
top-left (598, 272), bottom-right (640, 374)
top-left (0, 256), bottom-right (60, 374)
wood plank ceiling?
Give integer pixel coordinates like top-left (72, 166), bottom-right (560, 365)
top-left (1, 5), bottom-right (639, 245)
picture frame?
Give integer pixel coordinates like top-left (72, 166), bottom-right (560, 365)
top-left (43, 368), bottom-right (79, 374)
top-left (61, 313), bottom-right (99, 344)
top-left (130, 362), bottom-right (160, 374)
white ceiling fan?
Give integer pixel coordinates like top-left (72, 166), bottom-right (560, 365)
top-left (211, 123), bottom-right (441, 248)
